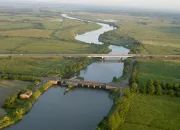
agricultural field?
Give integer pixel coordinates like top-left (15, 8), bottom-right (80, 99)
top-left (136, 59), bottom-right (180, 85)
top-left (72, 12), bottom-right (180, 54)
top-left (0, 80), bottom-right (32, 118)
top-left (0, 37), bottom-right (104, 54)
top-left (119, 94), bottom-right (180, 130)
top-left (0, 13), bottom-right (101, 54)
top-left (0, 57), bottom-right (80, 76)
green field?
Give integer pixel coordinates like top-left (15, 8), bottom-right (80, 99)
top-left (0, 13), bottom-right (101, 54)
top-left (0, 37), bottom-right (105, 54)
top-left (0, 57), bottom-right (82, 76)
top-left (73, 12), bottom-right (180, 54)
top-left (119, 94), bottom-right (180, 130)
top-left (0, 80), bottom-right (32, 118)
top-left (136, 59), bottom-right (180, 85)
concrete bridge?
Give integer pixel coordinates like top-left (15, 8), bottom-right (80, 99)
top-left (49, 79), bottom-right (118, 90)
top-left (0, 54), bottom-right (180, 58)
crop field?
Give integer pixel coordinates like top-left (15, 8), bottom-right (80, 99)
top-left (0, 29), bottom-right (52, 38)
top-left (119, 94), bottom-right (180, 130)
top-left (136, 59), bottom-right (180, 85)
top-left (0, 13), bottom-right (101, 54)
top-left (0, 57), bottom-right (83, 76)
top-left (0, 80), bottom-right (32, 118)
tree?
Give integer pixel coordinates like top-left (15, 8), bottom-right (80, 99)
top-left (153, 80), bottom-right (160, 87)
top-left (112, 76), bottom-right (117, 82)
top-left (173, 83), bottom-right (179, 91)
top-left (161, 82), bottom-right (166, 90)
top-left (131, 83), bottom-right (137, 93)
top-left (166, 83), bottom-right (173, 90)
top-left (146, 80), bottom-right (155, 94)
top-left (139, 85), bottom-right (146, 94)
top-left (156, 84), bottom-right (162, 95)
top-left (168, 89), bottom-right (174, 97)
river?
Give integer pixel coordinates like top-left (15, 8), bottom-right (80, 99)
top-left (6, 14), bottom-right (129, 130)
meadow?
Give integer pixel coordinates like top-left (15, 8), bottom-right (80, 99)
top-left (119, 94), bottom-right (180, 130)
top-left (136, 59), bottom-right (180, 85)
top-left (0, 80), bottom-right (32, 118)
top-left (0, 57), bottom-right (79, 76)
top-left (0, 13), bottom-right (101, 54)
top-left (73, 12), bottom-right (180, 54)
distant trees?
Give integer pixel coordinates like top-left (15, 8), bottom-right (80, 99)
top-left (112, 76), bottom-right (117, 82)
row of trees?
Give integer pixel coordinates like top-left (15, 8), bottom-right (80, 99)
top-left (112, 59), bottom-right (132, 83)
top-left (97, 88), bottom-right (133, 130)
top-left (139, 80), bottom-right (180, 97)
top-left (46, 57), bottom-right (90, 77)
top-left (0, 74), bottom-right (41, 82)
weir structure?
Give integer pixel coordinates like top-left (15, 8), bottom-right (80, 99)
top-left (49, 79), bottom-right (118, 90)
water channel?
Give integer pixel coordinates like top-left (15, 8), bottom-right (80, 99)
top-left (6, 14), bottom-right (129, 130)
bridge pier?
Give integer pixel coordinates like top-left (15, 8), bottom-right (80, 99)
top-left (99, 86), bottom-right (101, 89)
top-left (101, 57), bottom-right (105, 61)
top-left (120, 57), bottom-right (123, 62)
top-left (94, 85), bottom-right (95, 88)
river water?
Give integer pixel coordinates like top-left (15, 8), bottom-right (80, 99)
top-left (6, 14), bottom-right (129, 130)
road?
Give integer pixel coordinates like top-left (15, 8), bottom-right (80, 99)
top-left (0, 54), bottom-right (180, 58)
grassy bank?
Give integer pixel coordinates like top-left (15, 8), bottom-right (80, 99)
top-left (0, 81), bottom-right (53, 129)
top-left (97, 88), bottom-right (134, 130)
top-left (112, 58), bottom-right (132, 83)
top-left (119, 94), bottom-right (180, 130)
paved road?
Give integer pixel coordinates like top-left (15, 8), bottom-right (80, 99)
top-left (0, 54), bottom-right (180, 58)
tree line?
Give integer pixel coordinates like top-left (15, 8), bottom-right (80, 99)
top-left (129, 62), bottom-right (180, 97)
top-left (139, 80), bottom-right (180, 97)
top-left (0, 74), bottom-right (42, 82)
top-left (97, 88), bottom-right (134, 130)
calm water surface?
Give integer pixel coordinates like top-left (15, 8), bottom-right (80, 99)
top-left (6, 14), bottom-right (129, 130)
top-left (6, 87), bottom-right (113, 130)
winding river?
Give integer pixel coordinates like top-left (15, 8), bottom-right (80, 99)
top-left (6, 14), bottom-right (129, 130)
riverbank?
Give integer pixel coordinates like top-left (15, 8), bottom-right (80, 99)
top-left (0, 81), bottom-right (53, 129)
top-left (0, 14), bottom-right (131, 130)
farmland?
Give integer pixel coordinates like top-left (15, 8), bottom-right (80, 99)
top-left (72, 12), bottom-right (180, 54)
top-left (0, 13), bottom-right (101, 54)
top-left (136, 59), bottom-right (180, 85)
top-left (119, 94), bottom-right (180, 130)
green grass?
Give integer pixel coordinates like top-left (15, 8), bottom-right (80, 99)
top-left (0, 37), bottom-right (104, 54)
top-left (0, 13), bottom-right (101, 54)
top-left (137, 59), bottom-right (180, 85)
top-left (0, 80), bottom-right (32, 118)
top-left (0, 57), bottom-right (79, 76)
top-left (119, 94), bottom-right (180, 130)
top-left (0, 29), bottom-right (52, 38)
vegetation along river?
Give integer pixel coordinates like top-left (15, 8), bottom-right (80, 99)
top-left (6, 14), bottom-right (130, 130)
